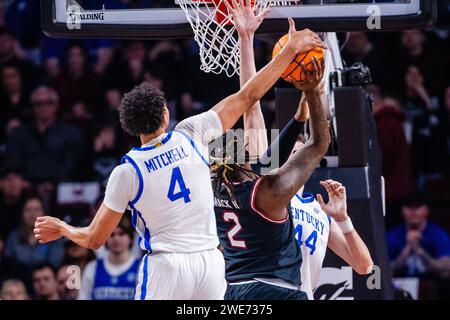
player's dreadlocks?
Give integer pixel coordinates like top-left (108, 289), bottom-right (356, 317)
top-left (210, 136), bottom-right (260, 205)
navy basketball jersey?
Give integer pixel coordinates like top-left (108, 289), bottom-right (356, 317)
top-left (214, 178), bottom-right (302, 286)
top-left (92, 258), bottom-right (141, 300)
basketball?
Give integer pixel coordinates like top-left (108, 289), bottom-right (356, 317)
top-left (272, 34), bottom-right (325, 83)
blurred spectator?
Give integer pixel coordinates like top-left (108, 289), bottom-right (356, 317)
top-left (0, 1), bottom-right (5, 26)
top-left (402, 66), bottom-right (448, 187)
top-left (444, 86), bottom-right (450, 174)
top-left (0, 61), bottom-right (31, 144)
top-left (78, 216), bottom-right (140, 300)
top-left (42, 39), bottom-right (114, 79)
top-left (90, 125), bottom-right (121, 184)
top-left (0, 234), bottom-right (28, 286)
top-left (178, 92), bottom-right (205, 121)
top-left (4, 1), bottom-right (41, 50)
top-left (2, 86), bottom-right (82, 186)
top-left (57, 264), bottom-right (79, 300)
top-left (104, 41), bottom-right (147, 94)
top-left (403, 65), bottom-right (437, 119)
top-left (147, 40), bottom-right (183, 100)
top-left (0, 279), bottom-right (29, 300)
top-left (4, 196), bottom-right (64, 290)
top-left (51, 41), bottom-right (104, 118)
top-left (387, 196), bottom-right (450, 280)
top-left (32, 264), bottom-right (60, 300)
top-left (397, 30), bottom-right (448, 97)
top-left (63, 241), bottom-right (95, 273)
top-left (342, 32), bottom-right (390, 90)
top-left (0, 27), bottom-right (37, 91)
top-left (0, 169), bottom-right (28, 240)
top-left (373, 96), bottom-right (412, 228)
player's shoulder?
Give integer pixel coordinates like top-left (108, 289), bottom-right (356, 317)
top-left (109, 161), bottom-right (135, 179)
top-left (175, 110), bottom-right (222, 139)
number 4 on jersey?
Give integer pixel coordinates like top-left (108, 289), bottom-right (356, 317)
top-left (167, 167), bottom-right (191, 203)
top-left (295, 224), bottom-right (317, 255)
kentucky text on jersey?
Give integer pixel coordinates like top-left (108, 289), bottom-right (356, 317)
top-left (291, 207), bottom-right (326, 236)
top-left (144, 146), bottom-right (189, 173)
top-left (93, 286), bottom-right (135, 300)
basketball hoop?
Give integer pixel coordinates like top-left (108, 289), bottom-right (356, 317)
top-left (176, 0), bottom-right (297, 77)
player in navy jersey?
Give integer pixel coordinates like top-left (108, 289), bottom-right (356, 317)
top-left (212, 1), bottom-right (331, 300)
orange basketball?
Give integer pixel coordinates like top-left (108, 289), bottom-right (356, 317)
top-left (272, 34), bottom-right (325, 83)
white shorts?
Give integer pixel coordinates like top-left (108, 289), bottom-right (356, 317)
top-left (135, 248), bottom-right (226, 300)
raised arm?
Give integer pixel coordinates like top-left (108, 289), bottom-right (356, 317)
top-left (253, 57), bottom-right (331, 219)
top-left (318, 180), bottom-right (374, 275)
top-left (212, 8), bottom-right (325, 132)
top-left (232, 1), bottom-right (270, 157)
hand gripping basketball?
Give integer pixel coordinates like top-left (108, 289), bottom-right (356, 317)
top-left (286, 18), bottom-right (326, 55)
top-left (290, 56), bottom-right (325, 91)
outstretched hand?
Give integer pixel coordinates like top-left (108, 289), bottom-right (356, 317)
top-left (286, 18), bottom-right (326, 54)
top-left (34, 216), bottom-right (65, 244)
top-left (225, 0), bottom-right (271, 37)
top-left (316, 180), bottom-right (349, 222)
top-left (290, 56), bottom-right (325, 92)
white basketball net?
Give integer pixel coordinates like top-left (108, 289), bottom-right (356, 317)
top-left (176, 0), bottom-right (296, 77)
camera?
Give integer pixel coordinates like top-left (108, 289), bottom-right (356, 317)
top-left (331, 62), bottom-right (372, 88)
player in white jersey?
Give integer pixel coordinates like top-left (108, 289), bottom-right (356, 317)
top-left (290, 179), bottom-right (373, 299)
top-left (33, 20), bottom-right (325, 300)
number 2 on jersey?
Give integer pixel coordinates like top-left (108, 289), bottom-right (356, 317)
top-left (167, 167), bottom-right (191, 203)
top-left (223, 212), bottom-right (246, 249)
top-left (295, 224), bottom-right (317, 255)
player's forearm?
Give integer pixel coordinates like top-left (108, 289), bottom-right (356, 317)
top-left (244, 113), bottom-right (268, 158)
top-left (267, 88), bottom-right (330, 197)
top-left (240, 32), bottom-right (268, 157)
top-left (239, 33), bottom-right (256, 88)
top-left (213, 43), bottom-right (296, 131)
top-left (60, 223), bottom-right (103, 250)
top-left (343, 230), bottom-right (374, 275)
top-left (304, 88), bottom-right (330, 152)
top-left (242, 44), bottom-right (296, 104)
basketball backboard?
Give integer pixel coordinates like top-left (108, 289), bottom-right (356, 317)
top-left (41, 0), bottom-right (437, 39)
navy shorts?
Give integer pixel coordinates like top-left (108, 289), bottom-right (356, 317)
top-left (225, 281), bottom-right (308, 300)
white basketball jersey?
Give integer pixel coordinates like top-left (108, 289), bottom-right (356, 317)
top-left (123, 130), bottom-right (219, 254)
top-left (290, 193), bottom-right (331, 300)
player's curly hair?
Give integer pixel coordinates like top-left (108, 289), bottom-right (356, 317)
top-left (119, 83), bottom-right (167, 137)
